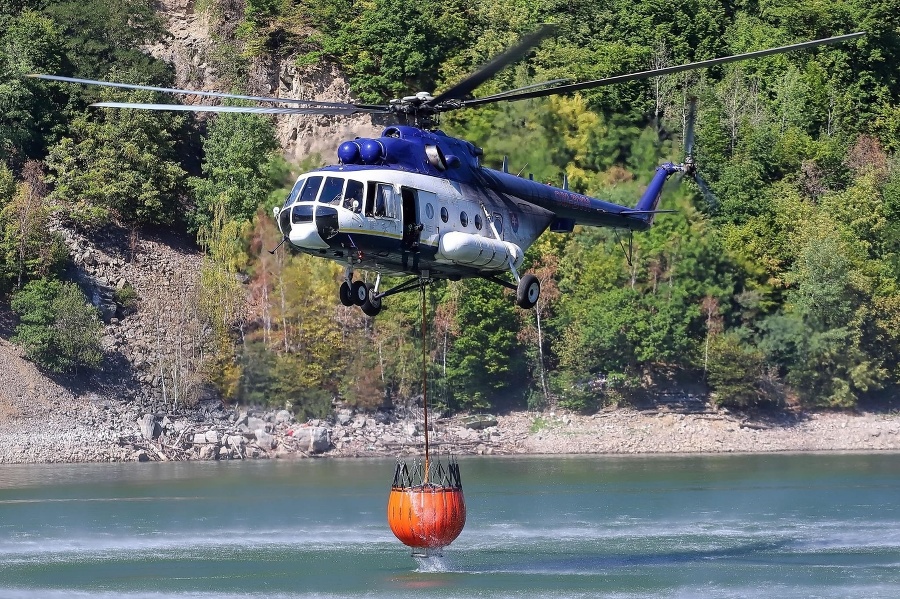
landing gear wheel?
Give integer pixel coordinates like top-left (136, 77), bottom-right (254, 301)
top-left (351, 280), bottom-right (368, 306)
top-left (516, 273), bottom-right (541, 309)
top-left (361, 284), bottom-right (383, 316)
top-left (339, 282), bottom-right (354, 306)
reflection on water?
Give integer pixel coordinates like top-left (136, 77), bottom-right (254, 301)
top-left (0, 455), bottom-right (899, 598)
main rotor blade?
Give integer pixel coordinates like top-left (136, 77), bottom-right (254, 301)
top-left (91, 101), bottom-right (387, 116)
top-left (29, 74), bottom-right (387, 110)
top-left (473, 78), bottom-right (570, 102)
top-left (461, 31), bottom-right (865, 108)
top-left (427, 23), bottom-right (557, 106)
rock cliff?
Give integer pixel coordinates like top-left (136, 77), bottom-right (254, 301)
top-left (146, 0), bottom-right (381, 161)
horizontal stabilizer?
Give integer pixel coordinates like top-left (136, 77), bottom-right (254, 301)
top-left (619, 209), bottom-right (678, 215)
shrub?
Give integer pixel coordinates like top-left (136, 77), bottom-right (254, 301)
top-left (11, 278), bottom-right (103, 373)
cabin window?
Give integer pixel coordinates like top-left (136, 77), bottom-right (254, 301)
top-left (299, 176), bottom-right (323, 203)
top-left (425, 203), bottom-right (434, 220)
top-left (460, 211), bottom-right (468, 228)
top-left (440, 207), bottom-right (449, 223)
top-left (320, 176), bottom-right (345, 204)
top-left (284, 177), bottom-right (306, 207)
top-left (493, 212), bottom-right (504, 235)
top-left (474, 213), bottom-right (482, 230)
top-left (344, 179), bottom-right (364, 212)
top-left (372, 183), bottom-right (397, 218)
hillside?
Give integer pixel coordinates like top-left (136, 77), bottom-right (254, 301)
top-left (2, 0), bottom-right (900, 464)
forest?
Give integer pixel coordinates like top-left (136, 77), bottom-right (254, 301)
top-left (1, 0), bottom-right (899, 416)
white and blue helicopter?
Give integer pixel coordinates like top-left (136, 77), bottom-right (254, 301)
top-left (34, 27), bottom-right (863, 316)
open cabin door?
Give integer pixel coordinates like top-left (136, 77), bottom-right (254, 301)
top-left (401, 187), bottom-right (423, 251)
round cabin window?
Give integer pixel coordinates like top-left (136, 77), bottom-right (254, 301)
top-left (460, 211), bottom-right (468, 227)
top-left (425, 203), bottom-right (434, 220)
top-left (474, 213), bottom-right (482, 230)
top-left (440, 207), bottom-right (449, 223)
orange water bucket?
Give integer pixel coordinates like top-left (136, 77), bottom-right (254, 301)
top-left (387, 458), bottom-right (466, 550)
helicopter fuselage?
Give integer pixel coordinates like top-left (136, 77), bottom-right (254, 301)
top-left (274, 125), bottom-right (668, 282)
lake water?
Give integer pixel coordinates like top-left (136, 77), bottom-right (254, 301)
top-left (1, 453), bottom-right (899, 598)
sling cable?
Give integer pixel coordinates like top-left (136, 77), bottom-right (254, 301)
top-left (387, 281), bottom-right (466, 557)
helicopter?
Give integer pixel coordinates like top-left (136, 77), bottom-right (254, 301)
top-left (33, 27), bottom-right (864, 317)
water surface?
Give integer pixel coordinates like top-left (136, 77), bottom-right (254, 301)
top-left (1, 454), bottom-right (898, 598)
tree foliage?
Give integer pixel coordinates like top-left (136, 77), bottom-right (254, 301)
top-left (189, 109), bottom-right (282, 230)
top-left (11, 278), bottom-right (103, 373)
top-left (44, 85), bottom-right (187, 229)
top-left (4, 0), bottom-right (900, 413)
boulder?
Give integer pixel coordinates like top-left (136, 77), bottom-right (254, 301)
top-left (293, 426), bottom-right (331, 453)
top-left (247, 416), bottom-right (267, 432)
top-left (137, 414), bottom-right (160, 441)
top-left (199, 444), bottom-right (217, 460)
top-left (275, 409), bottom-right (293, 424)
top-left (204, 430), bottom-right (220, 444)
top-left (225, 435), bottom-right (245, 449)
top-left (460, 414), bottom-right (498, 430)
top-left (255, 429), bottom-right (275, 450)
top-left (337, 410), bottom-right (353, 426)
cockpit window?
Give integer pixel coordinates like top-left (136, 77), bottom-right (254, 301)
top-left (320, 176), bottom-right (345, 204)
top-left (344, 179), bottom-right (364, 213)
top-left (299, 176), bottom-right (323, 202)
top-left (284, 177), bottom-right (306, 207)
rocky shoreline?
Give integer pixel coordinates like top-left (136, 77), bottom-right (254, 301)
top-left (2, 380), bottom-right (899, 464)
top-left (1, 297), bottom-right (899, 465)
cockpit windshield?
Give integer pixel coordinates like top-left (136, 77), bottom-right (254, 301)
top-left (283, 177), bottom-right (306, 207)
top-left (320, 176), bottom-right (345, 204)
top-left (299, 176), bottom-right (323, 203)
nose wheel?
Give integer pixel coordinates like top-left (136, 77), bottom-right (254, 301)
top-left (339, 277), bottom-right (384, 316)
top-left (361, 285), bottom-right (383, 316)
top-left (339, 281), bottom-right (355, 306)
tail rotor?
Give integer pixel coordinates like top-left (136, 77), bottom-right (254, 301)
top-left (681, 96), bottom-right (717, 209)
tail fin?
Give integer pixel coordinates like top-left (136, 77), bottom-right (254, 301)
top-left (634, 163), bottom-right (680, 218)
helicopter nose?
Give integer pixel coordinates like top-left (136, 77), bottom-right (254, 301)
top-left (314, 206), bottom-right (339, 241)
top-left (281, 204), bottom-right (331, 250)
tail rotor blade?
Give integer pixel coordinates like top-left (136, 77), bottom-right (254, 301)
top-left (694, 173), bottom-right (717, 209)
top-left (684, 96), bottom-right (697, 159)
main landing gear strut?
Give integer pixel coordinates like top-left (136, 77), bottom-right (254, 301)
top-left (338, 266), bottom-right (542, 318)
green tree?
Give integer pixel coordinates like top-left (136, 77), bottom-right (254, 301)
top-left (0, 10), bottom-right (67, 161)
top-left (0, 160), bottom-right (66, 291)
top-left (44, 85), bottom-right (187, 229)
top-left (42, 0), bottom-right (170, 83)
top-left (445, 278), bottom-right (523, 411)
top-left (11, 278), bottom-right (103, 373)
top-left (707, 332), bottom-right (767, 408)
top-left (189, 109), bottom-right (281, 230)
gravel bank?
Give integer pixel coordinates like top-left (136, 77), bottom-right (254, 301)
top-left (2, 314), bottom-right (898, 464)
top-left (2, 356), bottom-right (899, 465)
